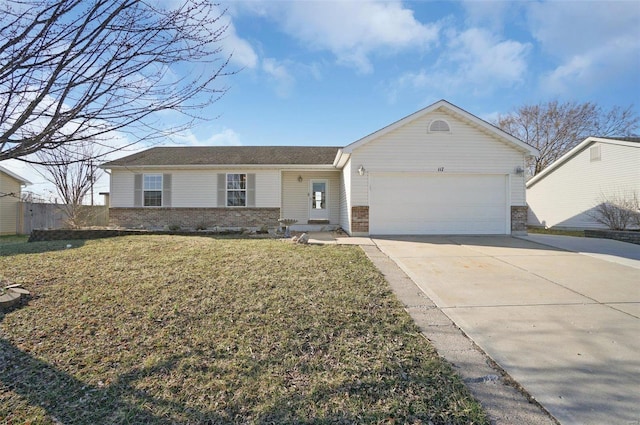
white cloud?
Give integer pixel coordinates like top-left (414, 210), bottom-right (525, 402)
top-left (540, 38), bottom-right (639, 96)
top-left (173, 128), bottom-right (242, 147)
top-left (527, 1), bottom-right (640, 97)
top-left (387, 27), bottom-right (530, 100)
top-left (257, 1), bottom-right (440, 73)
top-left (527, 1), bottom-right (639, 57)
top-left (461, 0), bottom-right (519, 31)
top-left (446, 28), bottom-right (530, 85)
top-left (222, 20), bottom-right (259, 69)
top-left (158, 0), bottom-right (258, 69)
top-left (262, 58), bottom-right (295, 97)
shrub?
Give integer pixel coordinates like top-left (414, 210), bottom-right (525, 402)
top-left (590, 193), bottom-right (640, 230)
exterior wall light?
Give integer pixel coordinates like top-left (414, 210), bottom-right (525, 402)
top-left (297, 175), bottom-right (303, 182)
top-left (514, 166), bottom-right (524, 175)
top-left (358, 165), bottom-right (365, 176)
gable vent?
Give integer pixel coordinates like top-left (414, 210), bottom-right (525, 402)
top-left (429, 119), bottom-right (451, 132)
top-left (590, 145), bottom-right (601, 162)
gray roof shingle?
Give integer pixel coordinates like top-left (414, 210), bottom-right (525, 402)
top-left (102, 146), bottom-right (341, 167)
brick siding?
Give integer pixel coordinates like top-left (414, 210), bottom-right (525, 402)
top-left (109, 207), bottom-right (280, 230)
top-left (511, 206), bottom-right (528, 234)
top-left (28, 228), bottom-right (247, 242)
top-left (351, 206), bottom-right (369, 233)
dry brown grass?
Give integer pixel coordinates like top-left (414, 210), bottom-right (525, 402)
top-left (1, 235), bottom-right (488, 424)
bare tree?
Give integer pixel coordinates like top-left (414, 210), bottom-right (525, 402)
top-left (495, 101), bottom-right (639, 175)
top-left (35, 142), bottom-right (104, 228)
top-left (590, 193), bottom-right (640, 231)
top-left (1, 0), bottom-right (232, 164)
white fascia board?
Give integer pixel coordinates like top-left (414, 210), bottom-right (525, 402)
top-left (0, 165), bottom-right (31, 185)
top-left (102, 164), bottom-right (338, 171)
top-left (445, 104), bottom-right (540, 156)
top-left (525, 136), bottom-right (639, 188)
top-left (583, 137), bottom-right (640, 149)
top-left (342, 99), bottom-right (539, 157)
top-left (333, 149), bottom-right (350, 168)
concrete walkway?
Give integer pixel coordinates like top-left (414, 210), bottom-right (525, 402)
top-left (372, 235), bottom-right (640, 425)
top-left (519, 233), bottom-right (640, 269)
top-left (360, 244), bottom-right (558, 424)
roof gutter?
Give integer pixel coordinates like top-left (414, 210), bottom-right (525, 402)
top-left (101, 163), bottom-right (339, 170)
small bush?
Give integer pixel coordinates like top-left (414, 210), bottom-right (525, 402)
top-left (590, 193), bottom-right (640, 230)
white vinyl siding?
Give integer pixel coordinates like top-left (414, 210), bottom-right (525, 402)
top-left (0, 172), bottom-right (22, 235)
top-left (527, 142), bottom-right (640, 229)
top-left (339, 160), bottom-right (352, 233)
top-left (281, 171), bottom-right (340, 224)
top-left (109, 169), bottom-right (280, 208)
top-left (349, 110), bottom-right (525, 208)
top-left (110, 171), bottom-right (135, 207)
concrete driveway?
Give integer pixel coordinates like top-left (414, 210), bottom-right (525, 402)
top-left (372, 235), bottom-right (640, 425)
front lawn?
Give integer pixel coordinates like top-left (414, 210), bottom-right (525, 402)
top-left (1, 235), bottom-right (487, 424)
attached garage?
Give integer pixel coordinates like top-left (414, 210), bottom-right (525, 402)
top-left (334, 100), bottom-right (539, 236)
top-left (369, 173), bottom-right (509, 235)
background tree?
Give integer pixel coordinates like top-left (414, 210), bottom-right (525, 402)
top-left (35, 142), bottom-right (104, 228)
top-left (495, 101), bottom-right (639, 175)
top-left (1, 0), bottom-right (232, 164)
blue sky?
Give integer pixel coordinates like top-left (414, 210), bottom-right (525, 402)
top-left (189, 0), bottom-right (640, 148)
top-left (6, 0), bottom-right (640, 200)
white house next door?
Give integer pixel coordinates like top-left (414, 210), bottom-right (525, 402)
top-left (309, 180), bottom-right (329, 221)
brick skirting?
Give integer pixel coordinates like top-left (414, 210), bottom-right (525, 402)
top-left (109, 207), bottom-right (281, 230)
top-left (511, 206), bottom-right (528, 234)
top-left (585, 229), bottom-right (640, 245)
top-left (28, 228), bottom-right (248, 242)
top-left (352, 206), bottom-right (369, 233)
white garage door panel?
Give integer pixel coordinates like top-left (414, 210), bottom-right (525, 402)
top-left (370, 174), bottom-right (507, 235)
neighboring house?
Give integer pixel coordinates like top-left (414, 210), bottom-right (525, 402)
top-left (101, 99), bottom-right (538, 236)
top-left (0, 165), bottom-right (31, 235)
top-left (526, 137), bottom-right (640, 229)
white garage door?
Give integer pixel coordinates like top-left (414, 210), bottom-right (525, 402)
top-left (369, 173), bottom-right (508, 235)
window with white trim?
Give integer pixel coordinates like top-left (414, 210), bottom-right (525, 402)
top-left (226, 173), bottom-right (247, 207)
top-left (143, 174), bottom-right (163, 206)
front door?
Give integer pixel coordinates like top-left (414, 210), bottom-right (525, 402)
top-left (309, 180), bottom-right (329, 221)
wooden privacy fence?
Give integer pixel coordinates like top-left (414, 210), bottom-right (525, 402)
top-left (20, 202), bottom-right (108, 234)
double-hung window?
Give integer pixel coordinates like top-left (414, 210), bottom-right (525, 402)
top-left (143, 174), bottom-right (163, 206)
top-left (226, 173), bottom-right (247, 207)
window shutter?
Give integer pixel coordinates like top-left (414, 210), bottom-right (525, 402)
top-left (247, 173), bottom-right (256, 207)
top-left (217, 173), bottom-right (226, 207)
top-left (134, 174), bottom-right (142, 207)
top-left (163, 174), bottom-right (171, 207)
